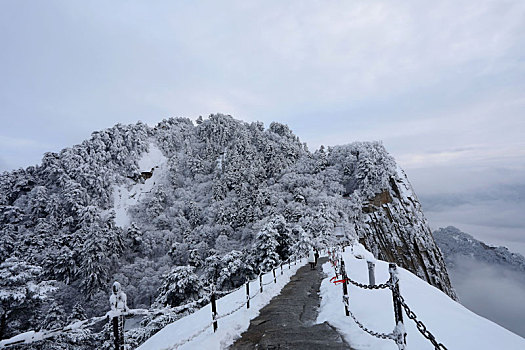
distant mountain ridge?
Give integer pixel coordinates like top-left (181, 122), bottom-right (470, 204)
top-left (433, 225), bottom-right (525, 338)
top-left (434, 226), bottom-right (525, 275)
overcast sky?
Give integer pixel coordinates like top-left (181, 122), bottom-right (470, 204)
top-left (1, 0), bottom-right (524, 252)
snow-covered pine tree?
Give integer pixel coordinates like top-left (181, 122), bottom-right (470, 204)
top-left (0, 258), bottom-right (55, 339)
top-left (292, 225), bottom-right (312, 256)
top-left (155, 266), bottom-right (203, 307)
top-left (68, 302), bottom-right (87, 323)
top-left (42, 301), bottom-right (66, 330)
top-left (253, 220), bottom-right (280, 272)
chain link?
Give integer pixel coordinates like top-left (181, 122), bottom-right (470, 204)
top-left (343, 297), bottom-right (396, 340)
top-left (393, 290), bottom-right (448, 350)
top-left (215, 299), bottom-right (249, 320)
top-left (345, 276), bottom-right (391, 290)
top-left (165, 320), bottom-right (215, 350)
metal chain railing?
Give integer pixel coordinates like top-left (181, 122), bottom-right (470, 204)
top-left (163, 256), bottom-right (303, 350)
top-left (165, 284), bottom-right (267, 350)
top-left (328, 246), bottom-right (448, 350)
top-left (394, 290), bottom-right (448, 350)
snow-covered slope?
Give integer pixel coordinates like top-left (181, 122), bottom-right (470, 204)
top-left (112, 142), bottom-right (168, 228)
top-left (318, 245), bottom-right (525, 349)
top-left (137, 259), bottom-right (305, 350)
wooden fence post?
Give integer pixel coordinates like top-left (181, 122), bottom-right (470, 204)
top-left (246, 282), bottom-right (250, 309)
top-left (281, 263), bottom-right (283, 275)
top-left (389, 263), bottom-right (407, 350)
top-left (259, 274), bottom-right (263, 293)
top-left (211, 291), bottom-right (218, 332)
top-left (273, 268), bottom-right (276, 283)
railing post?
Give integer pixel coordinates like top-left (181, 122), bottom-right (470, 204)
top-left (112, 316), bottom-right (121, 350)
top-left (259, 273), bottom-right (263, 293)
top-left (389, 263), bottom-right (407, 350)
top-left (341, 259), bottom-right (350, 317)
top-left (211, 290), bottom-right (218, 332)
top-left (246, 282), bottom-right (250, 309)
top-left (273, 268), bottom-right (276, 283)
top-left (367, 260), bottom-right (376, 286)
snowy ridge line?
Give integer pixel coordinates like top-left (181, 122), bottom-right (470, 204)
top-left (328, 245), bottom-right (448, 350)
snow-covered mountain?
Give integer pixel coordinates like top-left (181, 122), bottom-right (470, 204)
top-left (0, 115), bottom-right (454, 348)
top-left (434, 226), bottom-right (525, 272)
top-left (434, 226), bottom-right (525, 337)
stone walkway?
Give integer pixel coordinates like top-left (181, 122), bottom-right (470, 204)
top-left (229, 257), bottom-right (353, 350)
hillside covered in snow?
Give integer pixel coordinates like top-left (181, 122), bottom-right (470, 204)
top-left (434, 226), bottom-right (525, 337)
top-left (0, 115), bottom-right (454, 348)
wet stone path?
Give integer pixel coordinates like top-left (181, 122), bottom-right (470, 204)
top-left (229, 257), bottom-right (353, 350)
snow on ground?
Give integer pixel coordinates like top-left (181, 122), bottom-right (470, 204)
top-left (112, 142), bottom-right (168, 228)
top-left (318, 244), bottom-right (525, 349)
top-left (137, 258), bottom-right (307, 350)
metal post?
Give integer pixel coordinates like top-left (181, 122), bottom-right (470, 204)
top-left (259, 274), bottom-right (263, 293)
top-left (342, 271), bottom-right (350, 317)
top-left (119, 316), bottom-right (124, 349)
top-left (246, 282), bottom-right (250, 309)
top-left (341, 259), bottom-right (349, 317)
top-left (367, 261), bottom-right (376, 286)
top-left (389, 263), bottom-right (407, 350)
top-left (273, 268), bottom-right (276, 283)
top-left (112, 316), bottom-right (120, 350)
top-left (211, 291), bottom-right (218, 332)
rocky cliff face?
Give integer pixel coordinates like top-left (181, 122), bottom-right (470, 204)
top-left (356, 167), bottom-right (457, 299)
